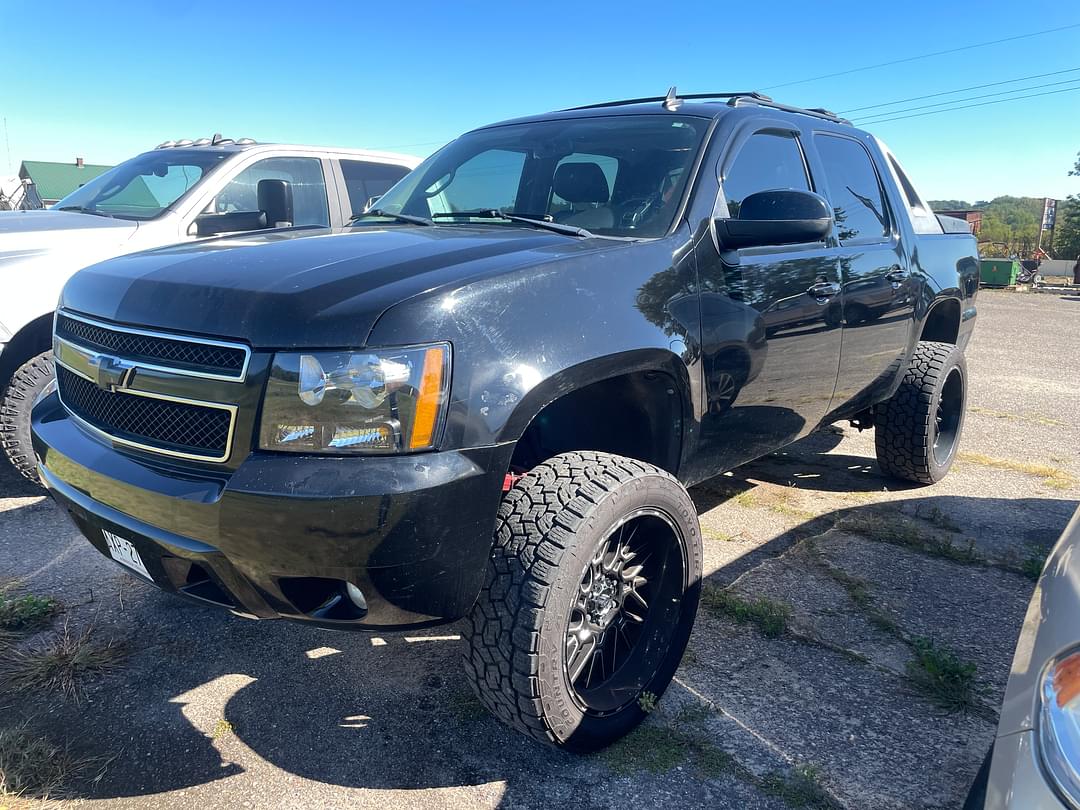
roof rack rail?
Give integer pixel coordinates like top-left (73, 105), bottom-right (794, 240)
top-left (562, 86), bottom-right (852, 125)
top-left (727, 96), bottom-right (851, 124)
top-left (563, 88), bottom-right (772, 112)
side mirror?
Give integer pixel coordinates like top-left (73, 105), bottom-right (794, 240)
top-left (258, 178), bottom-right (294, 228)
top-left (715, 189), bottom-right (833, 250)
top-left (194, 210), bottom-right (267, 237)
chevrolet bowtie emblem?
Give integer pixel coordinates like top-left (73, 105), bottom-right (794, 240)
top-left (87, 354), bottom-right (136, 392)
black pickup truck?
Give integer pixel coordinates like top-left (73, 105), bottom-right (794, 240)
top-left (30, 89), bottom-right (978, 752)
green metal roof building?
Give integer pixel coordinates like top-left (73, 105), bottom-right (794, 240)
top-left (18, 158), bottom-right (113, 205)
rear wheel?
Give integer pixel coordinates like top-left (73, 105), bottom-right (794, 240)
top-left (1, 351), bottom-right (53, 485)
top-left (463, 451), bottom-right (702, 752)
top-left (874, 341), bottom-right (967, 484)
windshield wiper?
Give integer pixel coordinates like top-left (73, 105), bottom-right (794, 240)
top-left (349, 208), bottom-right (433, 227)
top-left (432, 209), bottom-right (593, 238)
top-left (56, 205), bottom-right (115, 219)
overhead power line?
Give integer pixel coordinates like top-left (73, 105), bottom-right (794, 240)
top-left (840, 66), bottom-right (1080, 114)
top-left (853, 84), bottom-right (1080, 126)
top-left (852, 76), bottom-right (1080, 122)
top-left (763, 22), bottom-right (1080, 90)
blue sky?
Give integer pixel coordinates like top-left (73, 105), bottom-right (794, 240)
top-left (2, 1), bottom-right (1078, 202)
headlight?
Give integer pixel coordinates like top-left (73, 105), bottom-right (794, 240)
top-left (1038, 647), bottom-right (1080, 808)
top-left (258, 343), bottom-right (450, 454)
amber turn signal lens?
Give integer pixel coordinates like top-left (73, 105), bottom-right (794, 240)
top-left (409, 346), bottom-right (447, 450)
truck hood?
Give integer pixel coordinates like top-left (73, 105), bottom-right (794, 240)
top-left (60, 226), bottom-right (625, 348)
top-left (0, 209), bottom-right (139, 255)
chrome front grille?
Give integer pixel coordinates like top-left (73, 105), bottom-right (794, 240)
top-left (55, 312), bottom-right (249, 381)
top-left (56, 366), bottom-right (234, 459)
top-left (53, 310), bottom-right (248, 462)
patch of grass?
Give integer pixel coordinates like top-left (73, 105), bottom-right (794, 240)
top-left (732, 490), bottom-right (759, 508)
top-left (916, 505), bottom-right (961, 533)
top-left (0, 594), bottom-right (59, 632)
top-left (760, 764), bottom-right (838, 809)
top-left (969, 406), bottom-right (1063, 427)
top-left (704, 529), bottom-right (737, 543)
top-left (957, 452), bottom-right (1076, 490)
top-left (905, 637), bottom-right (978, 713)
top-left (637, 691), bottom-right (658, 714)
top-left (701, 585), bottom-right (790, 638)
top-left (599, 720), bottom-right (733, 779)
top-left (599, 723), bottom-right (690, 775)
top-left (812, 556), bottom-right (903, 637)
top-left (211, 719), bottom-right (234, 740)
top-left (840, 512), bottom-right (981, 564)
top-left (1020, 548), bottom-right (1048, 582)
top-left (0, 623), bottom-right (125, 700)
top-left (0, 724), bottom-right (87, 800)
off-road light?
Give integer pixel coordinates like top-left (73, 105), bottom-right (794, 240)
top-left (259, 344), bottom-right (450, 455)
top-left (1038, 647), bottom-right (1080, 809)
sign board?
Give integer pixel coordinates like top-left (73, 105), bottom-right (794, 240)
top-left (1042, 198), bottom-right (1057, 230)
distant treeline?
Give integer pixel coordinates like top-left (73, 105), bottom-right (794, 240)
top-left (929, 153), bottom-right (1079, 260)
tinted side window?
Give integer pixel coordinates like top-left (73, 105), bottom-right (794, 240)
top-left (340, 160), bottom-right (410, 216)
top-left (721, 132), bottom-right (810, 217)
top-left (212, 157), bottom-right (329, 227)
top-left (814, 135), bottom-right (889, 243)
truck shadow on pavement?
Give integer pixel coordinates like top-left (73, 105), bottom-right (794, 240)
top-left (4, 445), bottom-right (1078, 808)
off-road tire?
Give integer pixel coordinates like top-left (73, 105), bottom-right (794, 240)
top-left (1, 351), bottom-right (53, 484)
top-left (463, 451), bottom-right (702, 752)
top-left (874, 341), bottom-right (967, 484)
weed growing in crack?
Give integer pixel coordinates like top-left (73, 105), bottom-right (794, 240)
top-left (701, 585), bottom-right (790, 638)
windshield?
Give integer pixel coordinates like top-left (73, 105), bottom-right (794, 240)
top-left (368, 115), bottom-right (710, 238)
top-left (53, 149), bottom-right (231, 220)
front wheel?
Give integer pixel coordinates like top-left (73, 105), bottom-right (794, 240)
top-left (463, 451), bottom-right (702, 752)
top-left (874, 340), bottom-right (967, 484)
top-left (1, 351), bottom-right (54, 485)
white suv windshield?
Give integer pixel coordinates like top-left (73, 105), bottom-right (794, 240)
top-left (54, 150), bottom-right (230, 221)
top-left (369, 115), bottom-right (710, 238)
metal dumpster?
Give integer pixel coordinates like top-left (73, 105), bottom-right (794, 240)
top-left (980, 259), bottom-right (1019, 287)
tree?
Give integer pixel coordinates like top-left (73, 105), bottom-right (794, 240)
top-left (927, 200), bottom-right (972, 211)
top-left (1052, 151), bottom-right (1080, 261)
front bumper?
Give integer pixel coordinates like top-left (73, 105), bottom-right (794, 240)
top-left (31, 392), bottom-right (512, 630)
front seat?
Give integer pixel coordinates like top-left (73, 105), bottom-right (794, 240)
top-left (552, 162), bottom-right (613, 230)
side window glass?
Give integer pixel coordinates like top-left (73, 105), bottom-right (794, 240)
top-left (424, 149), bottom-right (526, 215)
top-left (814, 135), bottom-right (889, 243)
top-left (721, 132), bottom-right (810, 217)
top-left (212, 157), bottom-right (329, 227)
top-left (340, 160), bottom-right (410, 216)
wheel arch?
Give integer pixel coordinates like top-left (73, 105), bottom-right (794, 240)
top-left (1, 312), bottom-right (53, 390)
top-left (498, 349), bottom-right (692, 477)
top-left (919, 296), bottom-right (961, 345)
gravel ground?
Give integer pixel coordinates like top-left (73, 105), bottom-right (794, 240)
top-left (0, 290), bottom-right (1077, 809)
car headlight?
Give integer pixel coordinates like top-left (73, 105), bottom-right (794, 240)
top-left (258, 343), bottom-right (450, 454)
top-left (1038, 647), bottom-right (1080, 809)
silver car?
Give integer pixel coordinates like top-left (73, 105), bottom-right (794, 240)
top-left (968, 506), bottom-right (1080, 808)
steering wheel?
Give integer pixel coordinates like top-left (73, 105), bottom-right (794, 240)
top-left (618, 193), bottom-right (663, 229)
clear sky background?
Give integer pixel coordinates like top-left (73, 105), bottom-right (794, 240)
top-left (1, 1), bottom-right (1078, 203)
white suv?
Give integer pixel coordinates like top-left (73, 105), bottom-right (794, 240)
top-left (0, 137), bottom-right (419, 482)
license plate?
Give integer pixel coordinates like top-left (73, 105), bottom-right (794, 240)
top-left (102, 529), bottom-right (152, 581)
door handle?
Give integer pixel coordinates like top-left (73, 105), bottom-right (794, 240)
top-left (885, 266), bottom-right (909, 284)
top-left (807, 281), bottom-right (841, 299)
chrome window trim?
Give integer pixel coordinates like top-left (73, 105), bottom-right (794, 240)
top-left (54, 358), bottom-right (238, 463)
top-left (56, 310), bottom-right (251, 383)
